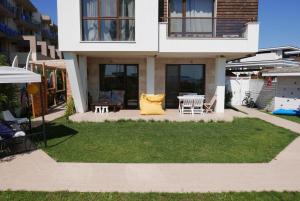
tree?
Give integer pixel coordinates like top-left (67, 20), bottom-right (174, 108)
top-left (0, 55), bottom-right (20, 112)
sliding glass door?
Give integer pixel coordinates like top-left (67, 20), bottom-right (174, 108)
top-left (100, 64), bottom-right (139, 109)
top-left (165, 64), bottom-right (205, 108)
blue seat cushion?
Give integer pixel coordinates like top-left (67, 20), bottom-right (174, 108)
top-left (0, 122), bottom-right (14, 140)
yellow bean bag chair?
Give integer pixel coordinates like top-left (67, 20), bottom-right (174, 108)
top-left (140, 94), bottom-right (165, 115)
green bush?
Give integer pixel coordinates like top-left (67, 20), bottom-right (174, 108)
top-left (65, 97), bottom-right (76, 119)
top-left (0, 55), bottom-right (20, 112)
top-left (0, 54), bottom-right (8, 66)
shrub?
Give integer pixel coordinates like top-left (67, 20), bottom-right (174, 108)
top-left (0, 55), bottom-right (20, 112)
top-left (65, 97), bottom-right (76, 119)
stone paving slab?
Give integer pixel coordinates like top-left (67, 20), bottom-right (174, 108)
top-left (1, 108), bottom-right (300, 193)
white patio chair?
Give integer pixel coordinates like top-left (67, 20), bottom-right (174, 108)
top-left (1, 110), bottom-right (29, 124)
top-left (193, 96), bottom-right (205, 115)
top-left (181, 97), bottom-right (194, 115)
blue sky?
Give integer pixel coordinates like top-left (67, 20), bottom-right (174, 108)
top-left (32, 0), bottom-right (300, 48)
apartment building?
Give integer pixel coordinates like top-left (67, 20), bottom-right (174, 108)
top-left (58, 0), bottom-right (260, 113)
top-left (0, 0), bottom-right (58, 64)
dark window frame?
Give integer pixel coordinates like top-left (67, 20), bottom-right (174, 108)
top-left (165, 64), bottom-right (206, 108)
top-left (81, 0), bottom-right (135, 41)
top-left (99, 64), bottom-right (139, 109)
top-left (168, 0), bottom-right (215, 36)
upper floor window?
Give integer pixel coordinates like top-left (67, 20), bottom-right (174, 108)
top-left (169, 0), bottom-right (214, 37)
top-left (82, 0), bottom-right (135, 41)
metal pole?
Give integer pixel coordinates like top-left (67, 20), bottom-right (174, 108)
top-left (40, 79), bottom-right (47, 147)
top-left (25, 84), bottom-right (32, 134)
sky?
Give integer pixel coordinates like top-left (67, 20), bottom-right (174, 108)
top-left (31, 0), bottom-right (300, 49)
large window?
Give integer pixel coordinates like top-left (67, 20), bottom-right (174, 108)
top-left (100, 64), bottom-right (139, 108)
top-left (82, 0), bottom-right (135, 41)
top-left (165, 64), bottom-right (205, 108)
top-left (169, 0), bottom-right (214, 37)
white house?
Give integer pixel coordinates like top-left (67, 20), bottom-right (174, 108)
top-left (226, 46), bottom-right (300, 110)
top-left (57, 0), bottom-right (260, 114)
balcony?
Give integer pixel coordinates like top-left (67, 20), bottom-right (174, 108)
top-left (15, 10), bottom-right (40, 30)
top-left (0, 0), bottom-right (16, 17)
top-left (165, 17), bottom-right (253, 38)
top-left (159, 17), bottom-right (260, 58)
top-left (42, 29), bottom-right (58, 41)
top-left (0, 23), bottom-right (20, 40)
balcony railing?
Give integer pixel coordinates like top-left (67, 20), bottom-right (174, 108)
top-left (163, 17), bottom-right (255, 38)
top-left (15, 10), bottom-right (40, 30)
top-left (0, 0), bottom-right (16, 15)
top-left (0, 23), bottom-right (19, 38)
top-left (42, 29), bottom-right (58, 40)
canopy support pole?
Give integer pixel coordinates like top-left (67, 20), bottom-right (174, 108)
top-left (40, 79), bottom-right (47, 148)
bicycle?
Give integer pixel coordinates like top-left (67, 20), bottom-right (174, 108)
top-left (242, 92), bottom-right (256, 108)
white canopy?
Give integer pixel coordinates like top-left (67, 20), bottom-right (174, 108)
top-left (0, 66), bottom-right (41, 84)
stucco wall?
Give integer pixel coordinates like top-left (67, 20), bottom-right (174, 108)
top-left (87, 57), bottom-right (147, 103)
top-left (87, 57), bottom-right (217, 105)
top-left (275, 77), bottom-right (300, 110)
top-left (58, 0), bottom-right (158, 52)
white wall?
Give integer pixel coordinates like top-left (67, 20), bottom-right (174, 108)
top-left (215, 57), bottom-right (226, 113)
top-left (64, 53), bottom-right (88, 113)
top-left (57, 0), bottom-right (158, 53)
top-left (226, 77), bottom-right (264, 106)
top-left (275, 77), bottom-right (300, 110)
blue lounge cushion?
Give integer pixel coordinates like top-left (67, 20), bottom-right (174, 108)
top-left (0, 122), bottom-right (14, 140)
top-left (272, 109), bottom-right (300, 116)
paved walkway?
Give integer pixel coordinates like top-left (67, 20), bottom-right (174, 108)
top-left (31, 105), bottom-right (65, 128)
top-left (235, 106), bottom-right (300, 134)
top-left (1, 108), bottom-right (300, 193)
top-left (70, 109), bottom-right (247, 123)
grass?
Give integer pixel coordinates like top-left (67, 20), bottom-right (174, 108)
top-left (1, 191), bottom-right (300, 201)
top-left (41, 118), bottom-right (297, 163)
top-left (275, 115), bottom-right (300, 124)
top-left (261, 110), bottom-right (300, 124)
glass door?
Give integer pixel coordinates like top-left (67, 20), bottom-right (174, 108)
top-left (165, 64), bottom-right (205, 108)
top-left (100, 64), bottom-right (139, 109)
top-left (126, 65), bottom-right (139, 108)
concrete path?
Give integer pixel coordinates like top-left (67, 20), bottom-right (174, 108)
top-left (1, 108), bottom-right (300, 193)
top-left (235, 106), bottom-right (300, 134)
top-left (1, 138), bottom-right (300, 193)
top-left (31, 105), bottom-right (65, 128)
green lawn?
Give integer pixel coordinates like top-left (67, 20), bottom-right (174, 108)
top-left (1, 191), bottom-right (300, 201)
top-left (41, 118), bottom-right (297, 163)
top-left (275, 115), bottom-right (300, 124)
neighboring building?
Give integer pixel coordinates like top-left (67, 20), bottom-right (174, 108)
top-left (0, 0), bottom-right (59, 64)
top-left (262, 67), bottom-right (300, 111)
top-left (58, 0), bottom-right (260, 113)
top-left (226, 46), bottom-right (300, 110)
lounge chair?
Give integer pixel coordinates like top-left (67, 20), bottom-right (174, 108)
top-left (0, 122), bottom-right (26, 140)
top-left (204, 96), bottom-right (217, 113)
top-left (0, 121), bottom-right (26, 155)
top-left (1, 110), bottom-right (29, 124)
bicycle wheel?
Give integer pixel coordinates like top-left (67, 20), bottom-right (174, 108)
top-left (249, 101), bottom-right (255, 108)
